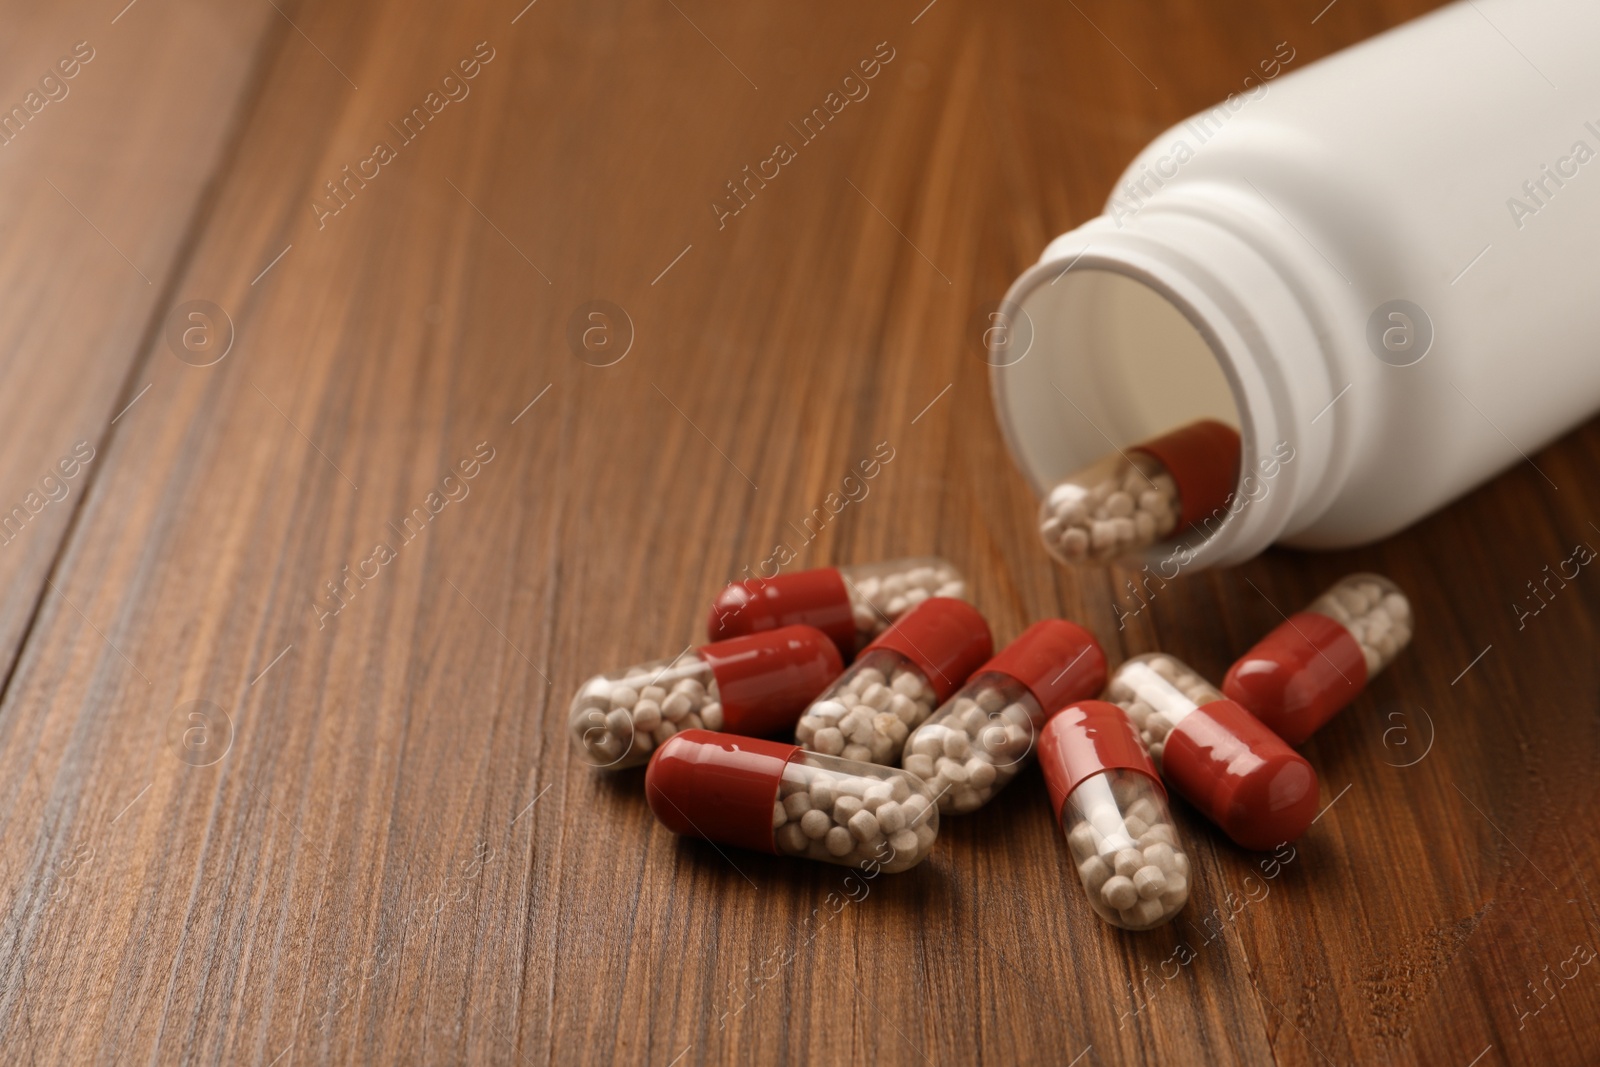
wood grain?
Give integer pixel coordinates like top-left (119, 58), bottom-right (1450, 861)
top-left (1, 0), bottom-right (1597, 1064)
top-left (0, 0), bottom-right (277, 680)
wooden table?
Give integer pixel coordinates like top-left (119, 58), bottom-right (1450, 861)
top-left (2, 0), bottom-right (1596, 1063)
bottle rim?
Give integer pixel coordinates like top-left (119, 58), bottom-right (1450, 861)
top-left (988, 199), bottom-right (1340, 570)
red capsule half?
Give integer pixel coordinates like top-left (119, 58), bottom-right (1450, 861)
top-left (1130, 419), bottom-right (1241, 531)
top-left (865, 596), bottom-right (994, 704)
top-left (700, 626), bottom-right (844, 736)
top-left (1038, 702), bottom-right (1190, 930)
top-left (647, 731), bottom-right (800, 853)
top-left (985, 619), bottom-right (1108, 716)
top-left (706, 557), bottom-right (968, 657)
top-left (707, 568), bottom-right (856, 652)
top-left (1223, 574), bottom-right (1413, 744)
top-left (1039, 700), bottom-right (1162, 816)
top-left (569, 625), bottom-right (842, 770)
top-left (646, 730), bottom-right (940, 872)
top-left (1108, 654), bottom-right (1319, 851)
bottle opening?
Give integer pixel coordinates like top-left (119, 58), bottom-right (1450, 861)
top-left (1003, 268), bottom-right (1239, 490)
top-left (994, 266), bottom-right (1246, 567)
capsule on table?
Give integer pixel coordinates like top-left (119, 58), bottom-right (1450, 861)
top-left (1107, 653), bottom-right (1319, 851)
top-left (646, 729), bottom-right (940, 872)
top-left (1223, 574), bottom-right (1414, 744)
top-left (1038, 701), bottom-right (1190, 930)
top-left (706, 557), bottom-right (969, 657)
top-left (795, 597), bottom-right (993, 766)
top-left (903, 619), bottom-right (1107, 814)
top-left (1037, 420), bottom-right (1240, 565)
top-left (569, 625), bottom-right (842, 770)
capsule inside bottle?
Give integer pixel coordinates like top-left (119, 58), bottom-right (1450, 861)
top-left (1107, 653), bottom-right (1319, 851)
top-left (1038, 701), bottom-right (1189, 930)
top-left (706, 556), bottom-right (968, 657)
top-left (646, 730), bottom-right (940, 872)
top-left (1224, 573), bottom-right (1414, 744)
top-left (1037, 419), bottom-right (1239, 565)
top-left (903, 619), bottom-right (1107, 814)
top-left (795, 597), bottom-right (993, 766)
top-left (570, 625), bottom-right (841, 770)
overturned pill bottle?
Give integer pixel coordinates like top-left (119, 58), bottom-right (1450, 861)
top-left (795, 597), bottom-right (993, 765)
top-left (1037, 420), bottom-right (1240, 565)
top-left (1224, 574), bottom-right (1414, 744)
top-left (1107, 654), bottom-right (1318, 850)
top-left (706, 557), bottom-right (968, 657)
top-left (570, 625), bottom-right (842, 770)
top-left (903, 619), bottom-right (1106, 814)
top-left (1038, 701), bottom-right (1190, 930)
top-left (990, 0), bottom-right (1600, 572)
top-left (646, 730), bottom-right (940, 872)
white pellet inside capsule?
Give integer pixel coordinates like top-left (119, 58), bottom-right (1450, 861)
top-left (1063, 770), bottom-right (1190, 930)
top-left (1308, 574), bottom-right (1414, 678)
top-left (570, 655), bottom-right (725, 768)
top-left (843, 559), bottom-right (969, 646)
top-left (1038, 452), bottom-right (1180, 565)
top-left (770, 755), bottom-right (938, 873)
top-left (1107, 656), bottom-right (1219, 770)
top-left (796, 655), bottom-right (940, 766)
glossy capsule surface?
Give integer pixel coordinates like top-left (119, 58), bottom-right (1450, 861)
top-left (1224, 573), bottom-right (1413, 744)
top-left (1039, 701), bottom-right (1190, 930)
top-left (1107, 653), bottom-right (1319, 850)
top-left (707, 557), bottom-right (968, 657)
top-left (569, 625), bottom-right (841, 770)
top-left (646, 730), bottom-right (940, 872)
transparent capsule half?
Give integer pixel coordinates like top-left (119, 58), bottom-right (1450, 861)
top-left (1039, 701), bottom-right (1189, 930)
top-left (1307, 573), bottom-right (1413, 678)
top-left (796, 597), bottom-right (993, 766)
top-left (1224, 573), bottom-right (1413, 744)
top-left (1037, 419), bottom-right (1240, 566)
top-left (646, 729), bottom-right (940, 873)
top-left (570, 625), bottom-right (841, 770)
top-left (839, 557), bottom-right (968, 650)
top-left (1104, 653), bottom-right (1221, 769)
top-left (902, 672), bottom-right (1038, 814)
top-left (903, 619), bottom-right (1106, 814)
top-left (1108, 654), bottom-right (1319, 851)
top-left (706, 556), bottom-right (969, 657)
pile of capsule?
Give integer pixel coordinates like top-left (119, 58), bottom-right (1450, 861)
top-left (569, 555), bottom-right (1413, 933)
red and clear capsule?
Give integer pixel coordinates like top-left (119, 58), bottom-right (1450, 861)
top-left (1039, 701), bottom-right (1191, 930)
top-left (1037, 420), bottom-right (1240, 565)
top-left (706, 557), bottom-right (968, 657)
top-left (1107, 654), bottom-right (1319, 850)
top-left (795, 597), bottom-right (993, 765)
top-left (646, 730), bottom-right (940, 872)
top-left (1224, 574), bottom-right (1413, 744)
top-left (570, 625), bottom-right (842, 770)
top-left (903, 619), bottom-right (1107, 814)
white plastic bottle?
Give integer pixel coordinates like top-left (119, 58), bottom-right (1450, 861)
top-left (989, 0), bottom-right (1600, 571)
